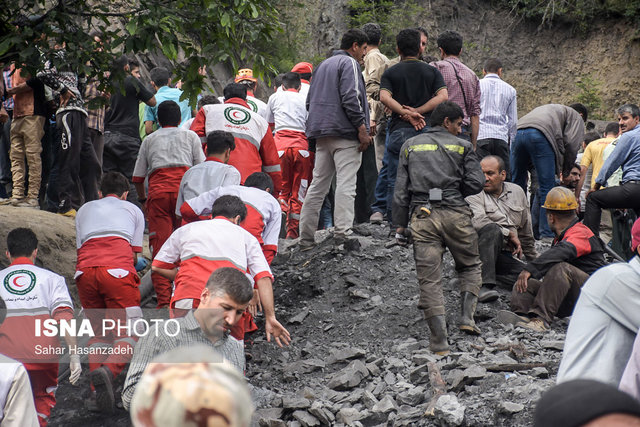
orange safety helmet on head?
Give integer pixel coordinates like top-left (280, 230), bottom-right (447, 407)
top-left (542, 187), bottom-right (578, 211)
top-left (235, 68), bottom-right (257, 83)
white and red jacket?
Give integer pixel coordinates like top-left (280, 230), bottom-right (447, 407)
top-left (153, 217), bottom-right (273, 303)
top-left (179, 185), bottom-right (281, 264)
top-left (266, 88), bottom-right (309, 152)
top-left (132, 126), bottom-right (205, 196)
top-left (0, 259), bottom-right (74, 366)
top-left (175, 157), bottom-right (241, 215)
top-left (190, 98), bottom-right (282, 192)
top-left (75, 195), bottom-right (145, 275)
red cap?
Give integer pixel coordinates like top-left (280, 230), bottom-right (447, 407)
top-left (632, 217), bottom-right (640, 252)
top-left (291, 62), bottom-right (313, 74)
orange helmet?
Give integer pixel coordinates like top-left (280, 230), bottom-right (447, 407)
top-left (234, 68), bottom-right (257, 83)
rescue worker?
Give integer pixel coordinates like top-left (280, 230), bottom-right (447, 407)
top-left (74, 171), bottom-right (145, 413)
top-left (132, 101), bottom-right (205, 308)
top-left (180, 172), bottom-right (281, 264)
top-left (393, 101), bottom-right (485, 355)
top-left (190, 83), bottom-right (282, 193)
top-left (498, 187), bottom-right (606, 332)
top-left (175, 130), bottom-right (241, 217)
top-left (266, 72), bottom-right (311, 238)
top-left (151, 195), bottom-right (290, 347)
top-left (0, 228), bottom-right (81, 426)
top-left (234, 68), bottom-right (268, 120)
top-left (291, 62), bottom-right (313, 98)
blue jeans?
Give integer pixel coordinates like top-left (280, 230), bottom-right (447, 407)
top-left (385, 126), bottom-right (429, 224)
top-left (371, 129), bottom-right (391, 215)
top-left (511, 128), bottom-right (556, 238)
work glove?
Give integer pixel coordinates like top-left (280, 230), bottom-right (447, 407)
top-left (69, 354), bottom-right (82, 385)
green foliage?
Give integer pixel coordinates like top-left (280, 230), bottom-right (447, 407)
top-left (0, 0), bottom-right (283, 104)
top-left (500, 0), bottom-right (640, 27)
top-left (575, 75), bottom-right (603, 119)
top-left (347, 0), bottom-right (427, 57)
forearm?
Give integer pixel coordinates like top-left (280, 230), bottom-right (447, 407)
top-left (470, 116), bottom-right (479, 149)
top-left (144, 121), bottom-right (153, 135)
top-left (380, 90), bottom-right (406, 115)
top-left (256, 277), bottom-right (276, 319)
top-left (151, 266), bottom-right (177, 281)
top-left (7, 83), bottom-right (30, 95)
top-left (134, 182), bottom-right (146, 200)
top-left (416, 89), bottom-right (448, 115)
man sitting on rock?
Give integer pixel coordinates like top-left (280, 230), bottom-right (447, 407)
top-left (465, 155), bottom-right (537, 303)
top-left (498, 187), bottom-right (606, 332)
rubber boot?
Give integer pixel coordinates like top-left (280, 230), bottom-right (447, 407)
top-left (426, 314), bottom-right (450, 355)
top-left (460, 291), bottom-right (481, 335)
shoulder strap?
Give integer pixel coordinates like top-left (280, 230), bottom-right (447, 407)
top-left (445, 60), bottom-right (468, 116)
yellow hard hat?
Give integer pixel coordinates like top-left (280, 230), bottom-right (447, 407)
top-left (235, 68), bottom-right (257, 83)
top-left (542, 187), bottom-right (578, 211)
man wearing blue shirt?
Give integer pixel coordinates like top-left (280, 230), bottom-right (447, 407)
top-left (584, 103), bottom-right (640, 234)
top-left (144, 67), bottom-right (191, 135)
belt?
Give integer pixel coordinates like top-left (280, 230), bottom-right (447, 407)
top-left (624, 180), bottom-right (640, 184)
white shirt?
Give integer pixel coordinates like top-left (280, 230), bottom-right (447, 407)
top-left (175, 160), bottom-right (242, 215)
top-left (266, 89), bottom-right (308, 133)
top-left (478, 73), bottom-right (517, 143)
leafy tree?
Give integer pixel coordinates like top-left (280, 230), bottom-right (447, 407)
top-left (0, 0), bottom-right (283, 103)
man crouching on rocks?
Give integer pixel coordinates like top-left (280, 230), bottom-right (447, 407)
top-left (393, 101), bottom-right (485, 355)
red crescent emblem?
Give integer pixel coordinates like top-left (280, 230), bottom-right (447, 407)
top-left (12, 276), bottom-right (25, 287)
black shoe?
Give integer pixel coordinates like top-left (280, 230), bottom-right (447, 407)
top-left (460, 292), bottom-right (481, 335)
top-left (478, 287), bottom-right (499, 303)
top-left (91, 367), bottom-right (115, 414)
top-left (426, 314), bottom-right (450, 355)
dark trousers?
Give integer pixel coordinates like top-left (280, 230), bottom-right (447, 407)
top-left (477, 223), bottom-right (525, 289)
top-left (584, 182), bottom-right (640, 234)
top-left (0, 110), bottom-right (12, 185)
top-left (354, 143), bottom-right (377, 223)
top-left (103, 131), bottom-right (143, 206)
top-left (55, 110), bottom-right (100, 211)
top-left (476, 138), bottom-right (510, 180)
top-left (510, 262), bottom-right (589, 324)
top-left (87, 128), bottom-right (104, 167)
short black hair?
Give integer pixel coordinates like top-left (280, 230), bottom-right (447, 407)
top-left (396, 28), bottom-right (421, 58)
top-left (129, 58), bottom-right (140, 69)
top-left (100, 171), bottom-right (129, 196)
top-left (205, 267), bottom-right (253, 304)
top-left (430, 101), bottom-right (464, 127)
top-left (149, 66), bottom-right (171, 87)
top-left (362, 23), bottom-right (382, 46)
top-left (340, 29), bottom-right (368, 50)
top-left (157, 100), bottom-right (181, 127)
top-left (484, 58), bottom-right (503, 73)
top-left (584, 131), bottom-right (600, 146)
top-left (206, 131), bottom-right (236, 155)
top-left (112, 55), bottom-right (129, 73)
top-left (282, 72), bottom-right (301, 90)
top-left (547, 209), bottom-right (577, 220)
top-left (414, 26), bottom-right (428, 39)
top-left (604, 122), bottom-right (620, 135)
top-left (244, 172), bottom-right (273, 193)
top-left (569, 103), bottom-right (588, 122)
top-left (197, 95), bottom-right (220, 111)
top-left (238, 79), bottom-right (257, 90)
top-left (273, 73), bottom-right (285, 89)
top-left (7, 228), bottom-right (37, 258)
top-left (299, 72), bottom-right (312, 81)
top-left (481, 155), bottom-right (506, 173)
top-left (617, 103), bottom-right (640, 118)
top-left (211, 195), bottom-right (247, 222)
top-left (223, 83), bottom-right (247, 101)
top-left (437, 30), bottom-right (463, 56)
top-left (571, 163), bottom-right (581, 172)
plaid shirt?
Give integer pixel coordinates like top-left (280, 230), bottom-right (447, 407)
top-left (3, 69), bottom-right (14, 111)
top-left (84, 80), bottom-right (105, 132)
top-left (121, 311), bottom-right (244, 411)
top-left (431, 57), bottom-right (481, 126)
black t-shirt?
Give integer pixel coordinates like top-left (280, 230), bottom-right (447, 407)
top-left (26, 78), bottom-right (47, 117)
top-left (104, 75), bottom-right (154, 138)
top-left (380, 59), bottom-right (446, 133)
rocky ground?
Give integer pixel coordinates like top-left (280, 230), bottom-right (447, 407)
top-left (48, 222), bottom-right (559, 426)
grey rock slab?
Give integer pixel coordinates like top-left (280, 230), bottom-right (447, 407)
top-left (362, 390), bottom-right (379, 409)
top-left (289, 308), bottom-right (310, 324)
top-left (336, 408), bottom-right (365, 425)
top-left (530, 367), bottom-right (549, 378)
top-left (540, 340), bottom-right (565, 351)
top-left (365, 362), bottom-right (381, 376)
top-left (397, 386), bottom-right (426, 406)
top-left (500, 401), bottom-right (525, 414)
top-left (395, 338), bottom-right (421, 353)
top-left (372, 395), bottom-right (398, 413)
top-left (327, 360), bottom-right (370, 390)
top-left (309, 402), bottom-right (334, 426)
top-left (383, 371), bottom-right (396, 385)
top-left (463, 365), bottom-right (487, 381)
top-left (349, 288), bottom-right (370, 299)
top-left (292, 411), bottom-right (321, 427)
top-left (327, 347), bottom-right (367, 364)
top-left (409, 363), bottom-right (430, 384)
top-left (411, 351), bottom-right (437, 366)
top-left (434, 394), bottom-right (466, 426)
top-left (282, 396), bottom-right (311, 409)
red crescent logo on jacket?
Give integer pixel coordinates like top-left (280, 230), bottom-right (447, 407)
top-left (224, 107), bottom-right (251, 125)
top-left (4, 270), bottom-right (37, 295)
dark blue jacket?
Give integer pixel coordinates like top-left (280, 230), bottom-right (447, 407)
top-left (306, 50), bottom-right (370, 141)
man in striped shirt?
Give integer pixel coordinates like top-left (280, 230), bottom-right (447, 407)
top-left (477, 58), bottom-right (517, 176)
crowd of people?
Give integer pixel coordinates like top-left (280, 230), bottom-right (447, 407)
top-left (0, 21), bottom-right (640, 427)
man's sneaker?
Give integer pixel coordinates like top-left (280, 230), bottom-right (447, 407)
top-left (496, 310), bottom-right (530, 327)
top-left (90, 366), bottom-right (115, 414)
top-left (517, 317), bottom-right (549, 332)
top-left (478, 287), bottom-right (499, 303)
top-left (16, 198), bottom-right (39, 209)
top-left (0, 197), bottom-right (12, 205)
top-left (58, 208), bottom-right (77, 218)
top-left (8, 197), bottom-right (23, 206)
top-left (370, 211), bottom-right (384, 224)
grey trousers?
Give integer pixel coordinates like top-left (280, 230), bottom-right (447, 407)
top-left (477, 223), bottom-right (525, 289)
top-left (299, 137), bottom-right (362, 240)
